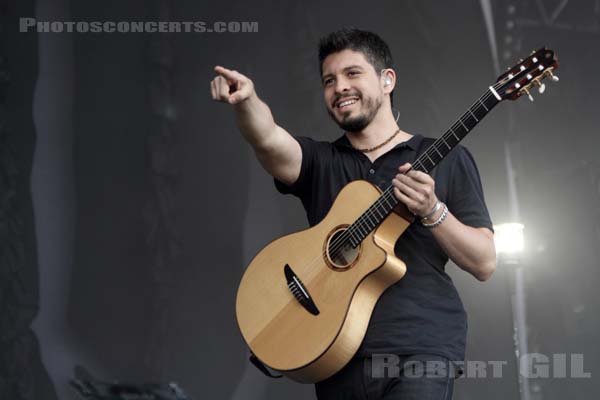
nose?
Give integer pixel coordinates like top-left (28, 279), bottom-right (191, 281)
top-left (333, 76), bottom-right (351, 94)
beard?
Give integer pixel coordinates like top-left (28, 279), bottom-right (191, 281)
top-left (328, 94), bottom-right (382, 133)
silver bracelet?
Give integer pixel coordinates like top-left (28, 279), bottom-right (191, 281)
top-left (421, 202), bottom-right (448, 228)
top-left (421, 201), bottom-right (441, 221)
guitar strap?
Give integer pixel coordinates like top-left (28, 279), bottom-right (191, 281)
top-left (249, 352), bottom-right (283, 378)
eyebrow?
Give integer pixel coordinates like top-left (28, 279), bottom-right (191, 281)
top-left (321, 65), bottom-right (365, 82)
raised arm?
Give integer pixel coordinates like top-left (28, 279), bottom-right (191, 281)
top-left (210, 66), bottom-right (301, 186)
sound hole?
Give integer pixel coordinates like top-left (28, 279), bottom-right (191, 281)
top-left (326, 228), bottom-right (359, 270)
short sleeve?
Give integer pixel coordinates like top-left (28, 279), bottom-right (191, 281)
top-left (445, 146), bottom-right (494, 232)
top-left (274, 136), bottom-right (321, 198)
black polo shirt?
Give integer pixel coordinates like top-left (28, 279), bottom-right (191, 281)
top-left (274, 133), bottom-right (493, 363)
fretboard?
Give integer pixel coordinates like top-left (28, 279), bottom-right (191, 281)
top-left (347, 88), bottom-right (500, 248)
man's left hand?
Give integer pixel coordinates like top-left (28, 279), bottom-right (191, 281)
top-left (392, 163), bottom-right (438, 218)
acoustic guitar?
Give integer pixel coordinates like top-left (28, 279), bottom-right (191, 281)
top-left (236, 48), bottom-right (559, 383)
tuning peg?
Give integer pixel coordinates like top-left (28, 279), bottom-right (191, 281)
top-left (549, 71), bottom-right (559, 82)
top-left (537, 83), bottom-right (546, 94)
top-left (533, 80), bottom-right (546, 94)
top-left (523, 88), bottom-right (534, 102)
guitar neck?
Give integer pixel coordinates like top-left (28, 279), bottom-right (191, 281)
top-left (347, 87), bottom-right (501, 248)
top-left (410, 87), bottom-right (500, 174)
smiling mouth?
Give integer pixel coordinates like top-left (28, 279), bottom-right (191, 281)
top-left (335, 98), bottom-right (359, 110)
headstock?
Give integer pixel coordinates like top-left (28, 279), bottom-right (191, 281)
top-left (494, 48), bottom-right (559, 102)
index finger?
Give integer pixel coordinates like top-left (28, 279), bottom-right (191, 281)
top-left (214, 65), bottom-right (241, 80)
top-left (397, 162), bottom-right (412, 173)
top-left (406, 169), bottom-right (433, 184)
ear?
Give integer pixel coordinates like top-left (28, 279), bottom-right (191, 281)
top-left (381, 68), bottom-right (396, 94)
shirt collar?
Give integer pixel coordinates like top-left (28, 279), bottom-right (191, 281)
top-left (333, 132), bottom-right (422, 152)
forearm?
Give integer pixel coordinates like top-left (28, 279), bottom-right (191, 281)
top-left (391, 161), bottom-right (495, 281)
top-left (428, 210), bottom-right (496, 281)
top-left (234, 93), bottom-right (279, 151)
top-left (211, 66), bottom-right (301, 184)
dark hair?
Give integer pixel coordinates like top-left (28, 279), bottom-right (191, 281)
top-left (318, 28), bottom-right (395, 105)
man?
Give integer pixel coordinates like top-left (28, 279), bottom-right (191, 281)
top-left (210, 28), bottom-right (496, 400)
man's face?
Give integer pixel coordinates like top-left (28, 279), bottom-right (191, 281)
top-left (321, 49), bottom-right (384, 132)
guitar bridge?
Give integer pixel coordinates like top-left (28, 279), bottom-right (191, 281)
top-left (284, 264), bottom-right (320, 316)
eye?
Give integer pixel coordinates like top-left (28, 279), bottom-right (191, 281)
top-left (323, 78), bottom-right (334, 86)
top-left (348, 70), bottom-right (360, 77)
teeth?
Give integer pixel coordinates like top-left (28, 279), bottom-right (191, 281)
top-left (338, 99), bottom-right (358, 108)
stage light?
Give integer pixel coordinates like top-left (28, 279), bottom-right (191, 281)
top-left (494, 222), bottom-right (524, 255)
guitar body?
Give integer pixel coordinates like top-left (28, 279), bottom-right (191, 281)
top-left (236, 180), bottom-right (410, 383)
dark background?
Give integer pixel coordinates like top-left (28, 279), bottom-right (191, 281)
top-left (1, 0), bottom-right (599, 399)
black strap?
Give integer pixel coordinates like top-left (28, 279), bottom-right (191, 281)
top-left (249, 352), bottom-right (283, 378)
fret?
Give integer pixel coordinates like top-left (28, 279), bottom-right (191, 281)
top-left (477, 98), bottom-right (489, 111)
top-left (448, 128), bottom-right (460, 142)
top-left (415, 160), bottom-right (429, 173)
top-left (364, 219), bottom-right (372, 233)
top-left (482, 92), bottom-right (500, 111)
top-left (384, 191), bottom-right (396, 209)
top-left (468, 109), bottom-right (479, 122)
top-left (383, 195), bottom-right (394, 210)
top-left (349, 225), bottom-right (356, 240)
top-left (356, 223), bottom-right (365, 237)
top-left (433, 144), bottom-right (443, 158)
top-left (458, 118), bottom-right (469, 132)
top-left (349, 231), bottom-right (358, 246)
top-left (473, 102), bottom-right (489, 120)
top-left (348, 225), bottom-right (357, 240)
top-left (444, 132), bottom-right (461, 150)
top-left (389, 190), bottom-right (397, 207)
top-left (362, 219), bottom-right (370, 233)
top-left (382, 194), bottom-right (393, 209)
top-left (425, 153), bottom-right (434, 165)
top-left (363, 217), bottom-right (375, 234)
top-left (366, 215), bottom-right (376, 229)
top-left (440, 136), bottom-right (452, 150)
top-left (369, 206), bottom-right (376, 219)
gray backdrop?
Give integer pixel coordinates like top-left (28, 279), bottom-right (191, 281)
top-left (1, 0), bottom-right (599, 399)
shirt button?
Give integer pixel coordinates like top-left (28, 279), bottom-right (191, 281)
top-left (369, 168), bottom-right (375, 174)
